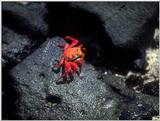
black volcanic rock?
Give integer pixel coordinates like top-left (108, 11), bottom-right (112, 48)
top-left (102, 75), bottom-right (159, 120)
top-left (2, 2), bottom-right (48, 36)
top-left (2, 26), bottom-right (32, 68)
top-left (45, 2), bottom-right (158, 71)
top-left (6, 37), bottom-right (159, 119)
top-left (2, 2), bottom-right (159, 120)
top-left (119, 101), bottom-right (157, 120)
top-left (142, 81), bottom-right (159, 96)
top-left (69, 2), bottom-right (158, 49)
top-left (9, 37), bottom-right (122, 120)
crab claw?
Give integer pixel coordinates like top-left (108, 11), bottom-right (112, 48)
top-left (65, 36), bottom-right (72, 40)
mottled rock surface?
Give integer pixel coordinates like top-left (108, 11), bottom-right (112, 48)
top-left (9, 37), bottom-right (122, 120)
top-left (9, 37), bottom-right (159, 119)
top-left (103, 75), bottom-right (159, 120)
top-left (2, 26), bottom-right (32, 68)
top-left (45, 2), bottom-right (158, 71)
top-left (119, 101), bottom-right (157, 120)
top-left (2, 2), bottom-right (48, 36)
top-left (142, 81), bottom-right (159, 96)
top-left (68, 2), bottom-right (158, 49)
top-left (3, 2), bottom-right (159, 120)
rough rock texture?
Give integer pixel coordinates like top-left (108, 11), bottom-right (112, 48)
top-left (119, 101), bottom-right (157, 120)
top-left (103, 75), bottom-right (159, 120)
top-left (2, 2), bottom-right (48, 36)
top-left (2, 26), bottom-right (32, 68)
top-left (45, 2), bottom-right (158, 71)
top-left (9, 37), bottom-right (122, 120)
top-left (69, 2), bottom-right (158, 49)
top-left (142, 81), bottom-right (159, 96)
top-left (2, 2), bottom-right (159, 120)
top-left (8, 37), bottom-right (159, 120)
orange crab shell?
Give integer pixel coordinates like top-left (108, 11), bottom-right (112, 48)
top-left (52, 36), bottom-right (86, 81)
top-left (64, 44), bottom-right (86, 61)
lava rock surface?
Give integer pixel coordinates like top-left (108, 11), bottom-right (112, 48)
top-left (142, 81), bottom-right (159, 96)
top-left (2, 2), bottom-right (159, 120)
top-left (2, 26), bottom-right (32, 69)
top-left (103, 75), bottom-right (159, 120)
top-left (9, 37), bottom-right (122, 120)
top-left (69, 2), bottom-right (158, 49)
top-left (45, 2), bottom-right (158, 71)
top-left (119, 101), bottom-right (157, 120)
top-left (2, 2), bottom-right (48, 36)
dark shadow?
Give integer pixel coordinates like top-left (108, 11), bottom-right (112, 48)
top-left (46, 94), bottom-right (62, 104)
top-left (142, 81), bottom-right (159, 97)
top-left (2, 10), bottom-right (46, 43)
top-left (2, 52), bottom-right (22, 120)
top-left (125, 75), bottom-right (144, 88)
top-left (45, 2), bottom-right (148, 73)
top-left (2, 69), bottom-right (22, 119)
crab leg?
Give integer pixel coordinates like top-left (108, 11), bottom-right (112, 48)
top-left (70, 62), bottom-right (78, 77)
top-left (75, 59), bottom-right (83, 74)
top-left (52, 57), bottom-right (64, 68)
top-left (65, 36), bottom-right (79, 47)
top-left (56, 61), bottom-right (72, 81)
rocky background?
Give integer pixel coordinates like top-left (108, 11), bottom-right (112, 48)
top-left (2, 2), bottom-right (159, 120)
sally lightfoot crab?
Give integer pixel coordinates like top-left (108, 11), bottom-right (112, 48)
top-left (53, 36), bottom-right (86, 81)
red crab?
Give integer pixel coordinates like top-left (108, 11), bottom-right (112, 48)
top-left (53, 36), bottom-right (86, 81)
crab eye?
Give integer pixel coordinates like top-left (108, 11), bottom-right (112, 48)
top-left (72, 55), bottom-right (81, 60)
top-left (76, 54), bottom-right (81, 58)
